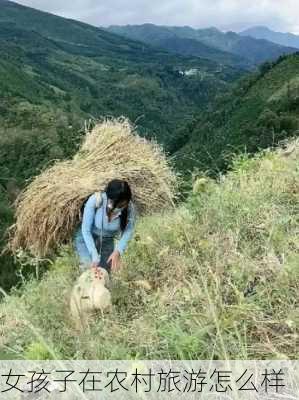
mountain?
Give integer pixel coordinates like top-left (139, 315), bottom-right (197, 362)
top-left (0, 1), bottom-right (243, 167)
top-left (241, 26), bottom-right (299, 49)
top-left (174, 52), bottom-right (299, 173)
top-left (108, 24), bottom-right (252, 69)
top-left (107, 24), bottom-right (298, 67)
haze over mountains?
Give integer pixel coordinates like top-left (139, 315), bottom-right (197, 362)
top-left (241, 26), bottom-right (299, 50)
top-left (106, 24), bottom-right (298, 69)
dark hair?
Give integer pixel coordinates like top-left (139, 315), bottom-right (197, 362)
top-left (105, 179), bottom-right (132, 232)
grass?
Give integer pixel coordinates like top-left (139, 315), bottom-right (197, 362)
top-left (0, 139), bottom-right (298, 360)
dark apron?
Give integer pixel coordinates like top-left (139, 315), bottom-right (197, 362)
top-left (95, 235), bottom-right (115, 275)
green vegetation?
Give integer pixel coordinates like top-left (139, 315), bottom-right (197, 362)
top-left (1, 139), bottom-right (298, 359)
top-left (0, 2), bottom-right (242, 189)
top-left (0, 1), bottom-right (241, 150)
top-left (175, 53), bottom-right (299, 174)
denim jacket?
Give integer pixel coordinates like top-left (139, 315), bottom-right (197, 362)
top-left (77, 191), bottom-right (136, 263)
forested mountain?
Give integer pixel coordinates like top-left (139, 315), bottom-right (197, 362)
top-left (107, 24), bottom-right (251, 69)
top-left (107, 24), bottom-right (298, 67)
top-left (0, 0), bottom-right (244, 182)
top-left (174, 53), bottom-right (299, 173)
top-left (241, 26), bottom-right (299, 49)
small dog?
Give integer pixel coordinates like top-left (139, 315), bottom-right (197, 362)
top-left (70, 267), bottom-right (112, 330)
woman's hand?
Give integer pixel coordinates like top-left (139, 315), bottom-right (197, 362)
top-left (107, 250), bottom-right (122, 272)
top-left (91, 261), bottom-right (100, 269)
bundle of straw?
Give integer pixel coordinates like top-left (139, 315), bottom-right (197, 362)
top-left (8, 117), bottom-right (179, 257)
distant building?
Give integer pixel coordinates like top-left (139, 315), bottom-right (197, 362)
top-left (179, 68), bottom-right (199, 76)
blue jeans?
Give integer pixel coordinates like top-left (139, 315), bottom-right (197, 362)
top-left (74, 228), bottom-right (115, 275)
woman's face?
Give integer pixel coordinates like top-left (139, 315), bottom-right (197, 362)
top-left (115, 200), bottom-right (129, 209)
top-left (107, 198), bottom-right (128, 212)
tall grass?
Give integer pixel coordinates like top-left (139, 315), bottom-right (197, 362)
top-left (0, 139), bottom-right (298, 360)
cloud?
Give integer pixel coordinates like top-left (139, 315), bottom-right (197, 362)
top-left (13, 0), bottom-right (299, 33)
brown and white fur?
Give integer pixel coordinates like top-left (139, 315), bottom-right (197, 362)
top-left (70, 267), bottom-right (112, 330)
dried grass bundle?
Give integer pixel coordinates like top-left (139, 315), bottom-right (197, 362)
top-left (8, 117), bottom-right (179, 257)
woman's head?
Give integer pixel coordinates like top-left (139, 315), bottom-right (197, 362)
top-left (105, 179), bottom-right (132, 232)
top-left (105, 179), bottom-right (132, 210)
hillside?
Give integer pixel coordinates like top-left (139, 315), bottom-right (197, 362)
top-left (241, 26), bottom-right (299, 49)
top-left (174, 52), bottom-right (299, 173)
top-left (1, 138), bottom-right (298, 359)
top-left (107, 24), bottom-right (298, 67)
top-left (0, 0), bottom-right (243, 161)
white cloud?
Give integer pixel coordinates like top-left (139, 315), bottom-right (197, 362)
top-left (12, 0), bottom-right (299, 33)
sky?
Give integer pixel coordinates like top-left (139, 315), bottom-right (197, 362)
top-left (12, 0), bottom-right (299, 34)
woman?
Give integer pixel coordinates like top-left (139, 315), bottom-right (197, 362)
top-left (74, 179), bottom-right (136, 276)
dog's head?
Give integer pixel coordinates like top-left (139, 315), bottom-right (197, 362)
top-left (77, 267), bottom-right (110, 288)
top-left (94, 267), bottom-right (110, 287)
